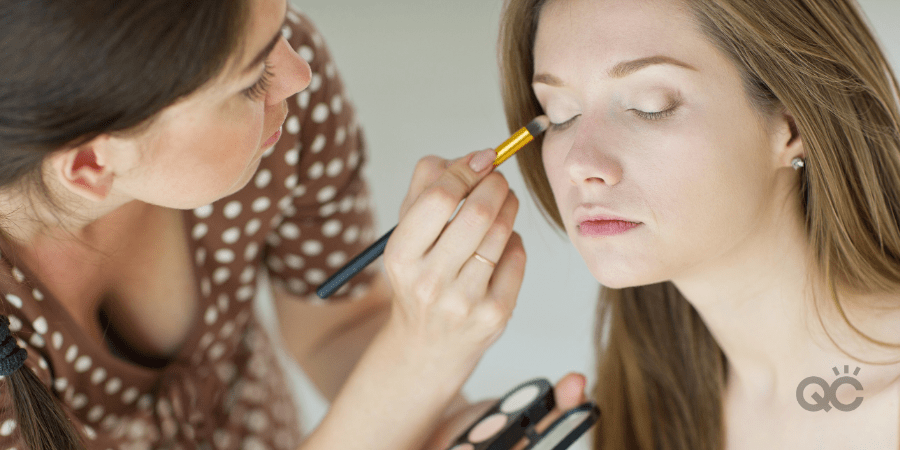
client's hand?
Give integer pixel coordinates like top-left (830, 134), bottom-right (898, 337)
top-left (420, 373), bottom-right (590, 450)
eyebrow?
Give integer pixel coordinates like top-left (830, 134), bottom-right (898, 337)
top-left (609, 55), bottom-right (697, 78)
top-left (241, 6), bottom-right (289, 75)
top-left (532, 55), bottom-right (698, 86)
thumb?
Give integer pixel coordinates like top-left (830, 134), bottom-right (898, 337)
top-left (554, 372), bottom-right (588, 410)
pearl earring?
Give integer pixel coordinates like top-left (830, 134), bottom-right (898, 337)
top-left (791, 157), bottom-right (805, 170)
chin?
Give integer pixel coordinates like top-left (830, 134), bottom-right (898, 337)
top-left (222, 158), bottom-right (264, 197)
top-left (591, 275), bottom-right (667, 290)
top-left (589, 275), bottom-right (644, 290)
top-left (581, 256), bottom-right (668, 290)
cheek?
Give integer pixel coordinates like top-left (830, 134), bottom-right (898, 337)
top-left (145, 104), bottom-right (266, 205)
top-left (182, 108), bottom-right (263, 171)
top-left (540, 138), bottom-right (570, 204)
top-left (644, 116), bottom-right (774, 258)
top-left (219, 99), bottom-right (267, 149)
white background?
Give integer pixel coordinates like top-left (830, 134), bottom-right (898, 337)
top-left (255, 1), bottom-right (900, 448)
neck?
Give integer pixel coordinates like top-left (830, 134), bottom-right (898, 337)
top-left (0, 177), bottom-right (135, 246)
top-left (672, 197), bottom-right (900, 408)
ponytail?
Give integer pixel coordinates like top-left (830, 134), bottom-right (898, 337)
top-left (0, 316), bottom-right (85, 450)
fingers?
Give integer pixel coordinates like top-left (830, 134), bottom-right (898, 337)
top-left (382, 148), bottom-right (521, 363)
top-left (553, 373), bottom-right (588, 410)
top-left (397, 149), bottom-right (494, 221)
top-left (427, 171), bottom-right (510, 276)
top-left (392, 149), bottom-right (498, 262)
top-left (457, 190), bottom-right (519, 295)
top-left (480, 231), bottom-right (526, 331)
top-left (398, 155), bottom-right (450, 220)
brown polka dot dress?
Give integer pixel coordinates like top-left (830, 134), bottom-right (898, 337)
top-left (0, 8), bottom-right (379, 450)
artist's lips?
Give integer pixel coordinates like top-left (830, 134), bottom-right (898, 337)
top-left (576, 214), bottom-right (641, 237)
top-left (262, 127), bottom-right (282, 148)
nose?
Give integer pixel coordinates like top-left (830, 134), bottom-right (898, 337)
top-left (266, 36), bottom-right (312, 106)
top-left (564, 122), bottom-right (623, 187)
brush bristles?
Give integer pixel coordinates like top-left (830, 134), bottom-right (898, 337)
top-left (524, 115), bottom-right (550, 136)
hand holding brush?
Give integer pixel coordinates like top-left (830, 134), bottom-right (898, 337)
top-left (317, 116), bottom-right (550, 299)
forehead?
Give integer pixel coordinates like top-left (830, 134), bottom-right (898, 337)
top-left (240, 0), bottom-right (285, 61)
top-left (534, 0), bottom-right (699, 73)
top-left (210, 0), bottom-right (285, 80)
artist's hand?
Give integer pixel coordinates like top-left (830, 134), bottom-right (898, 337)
top-left (420, 373), bottom-right (590, 450)
top-left (383, 148), bottom-right (525, 376)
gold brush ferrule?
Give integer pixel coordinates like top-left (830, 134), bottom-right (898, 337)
top-left (492, 127), bottom-right (534, 167)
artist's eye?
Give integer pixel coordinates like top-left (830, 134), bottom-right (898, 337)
top-left (549, 115), bottom-right (580, 132)
top-left (631, 99), bottom-right (681, 121)
top-left (243, 62), bottom-right (274, 101)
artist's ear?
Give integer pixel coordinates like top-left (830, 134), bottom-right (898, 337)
top-left (772, 108), bottom-right (805, 168)
top-left (48, 136), bottom-right (116, 202)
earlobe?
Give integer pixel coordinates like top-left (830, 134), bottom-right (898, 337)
top-left (50, 139), bottom-right (115, 202)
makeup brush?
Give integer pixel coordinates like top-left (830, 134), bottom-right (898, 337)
top-left (316, 115), bottom-right (551, 299)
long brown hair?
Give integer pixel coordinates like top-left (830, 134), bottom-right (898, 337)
top-left (0, 0), bottom-right (249, 448)
top-left (498, 0), bottom-right (900, 448)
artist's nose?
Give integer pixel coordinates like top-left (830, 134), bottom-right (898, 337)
top-left (266, 36), bottom-right (312, 106)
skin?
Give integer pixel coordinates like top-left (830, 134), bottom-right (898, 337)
top-left (533, 0), bottom-right (900, 448)
top-left (0, 0), bottom-right (587, 448)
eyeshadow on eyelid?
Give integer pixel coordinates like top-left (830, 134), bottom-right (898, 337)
top-left (633, 90), bottom-right (681, 108)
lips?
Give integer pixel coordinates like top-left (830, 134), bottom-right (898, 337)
top-left (578, 219), bottom-right (639, 236)
top-left (575, 213), bottom-right (641, 237)
top-left (262, 127), bottom-right (282, 148)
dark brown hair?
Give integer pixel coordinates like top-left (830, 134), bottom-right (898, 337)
top-left (0, 0), bottom-right (249, 447)
top-left (499, 0), bottom-right (900, 449)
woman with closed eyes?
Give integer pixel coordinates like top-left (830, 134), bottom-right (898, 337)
top-left (500, 0), bottom-right (900, 448)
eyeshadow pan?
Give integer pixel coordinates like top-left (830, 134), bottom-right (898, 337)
top-left (500, 384), bottom-right (540, 413)
top-left (448, 444), bottom-right (474, 450)
top-left (468, 413), bottom-right (508, 443)
top-left (527, 410), bottom-right (591, 450)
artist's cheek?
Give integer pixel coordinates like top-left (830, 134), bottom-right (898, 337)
top-left (221, 99), bottom-right (267, 152)
top-left (170, 111), bottom-right (259, 193)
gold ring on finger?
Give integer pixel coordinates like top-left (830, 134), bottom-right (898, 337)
top-left (472, 252), bottom-right (497, 268)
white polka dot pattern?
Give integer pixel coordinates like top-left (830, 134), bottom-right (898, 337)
top-left (0, 7), bottom-right (375, 449)
top-left (286, 116), bottom-right (301, 135)
top-left (4, 295), bottom-right (20, 309)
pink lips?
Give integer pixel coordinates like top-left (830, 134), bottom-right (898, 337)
top-left (577, 215), bottom-right (640, 237)
top-left (262, 128), bottom-right (282, 148)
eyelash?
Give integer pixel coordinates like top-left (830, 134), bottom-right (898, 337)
top-left (550, 115), bottom-right (580, 132)
top-left (546, 98), bottom-right (681, 132)
top-left (243, 62), bottom-right (274, 101)
top-left (632, 99), bottom-right (681, 121)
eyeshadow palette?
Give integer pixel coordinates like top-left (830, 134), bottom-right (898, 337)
top-left (446, 378), bottom-right (600, 450)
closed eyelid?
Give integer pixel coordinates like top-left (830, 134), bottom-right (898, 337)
top-left (632, 91), bottom-right (681, 108)
top-left (533, 89), bottom-right (579, 114)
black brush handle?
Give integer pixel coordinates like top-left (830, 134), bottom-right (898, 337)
top-left (316, 225), bottom-right (396, 298)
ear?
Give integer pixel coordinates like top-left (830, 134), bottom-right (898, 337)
top-left (773, 108), bottom-right (804, 168)
top-left (48, 137), bottom-right (116, 202)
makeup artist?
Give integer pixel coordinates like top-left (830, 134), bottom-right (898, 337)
top-left (0, 0), bottom-right (586, 449)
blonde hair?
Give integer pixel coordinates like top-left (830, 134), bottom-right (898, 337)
top-left (498, 0), bottom-right (900, 448)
